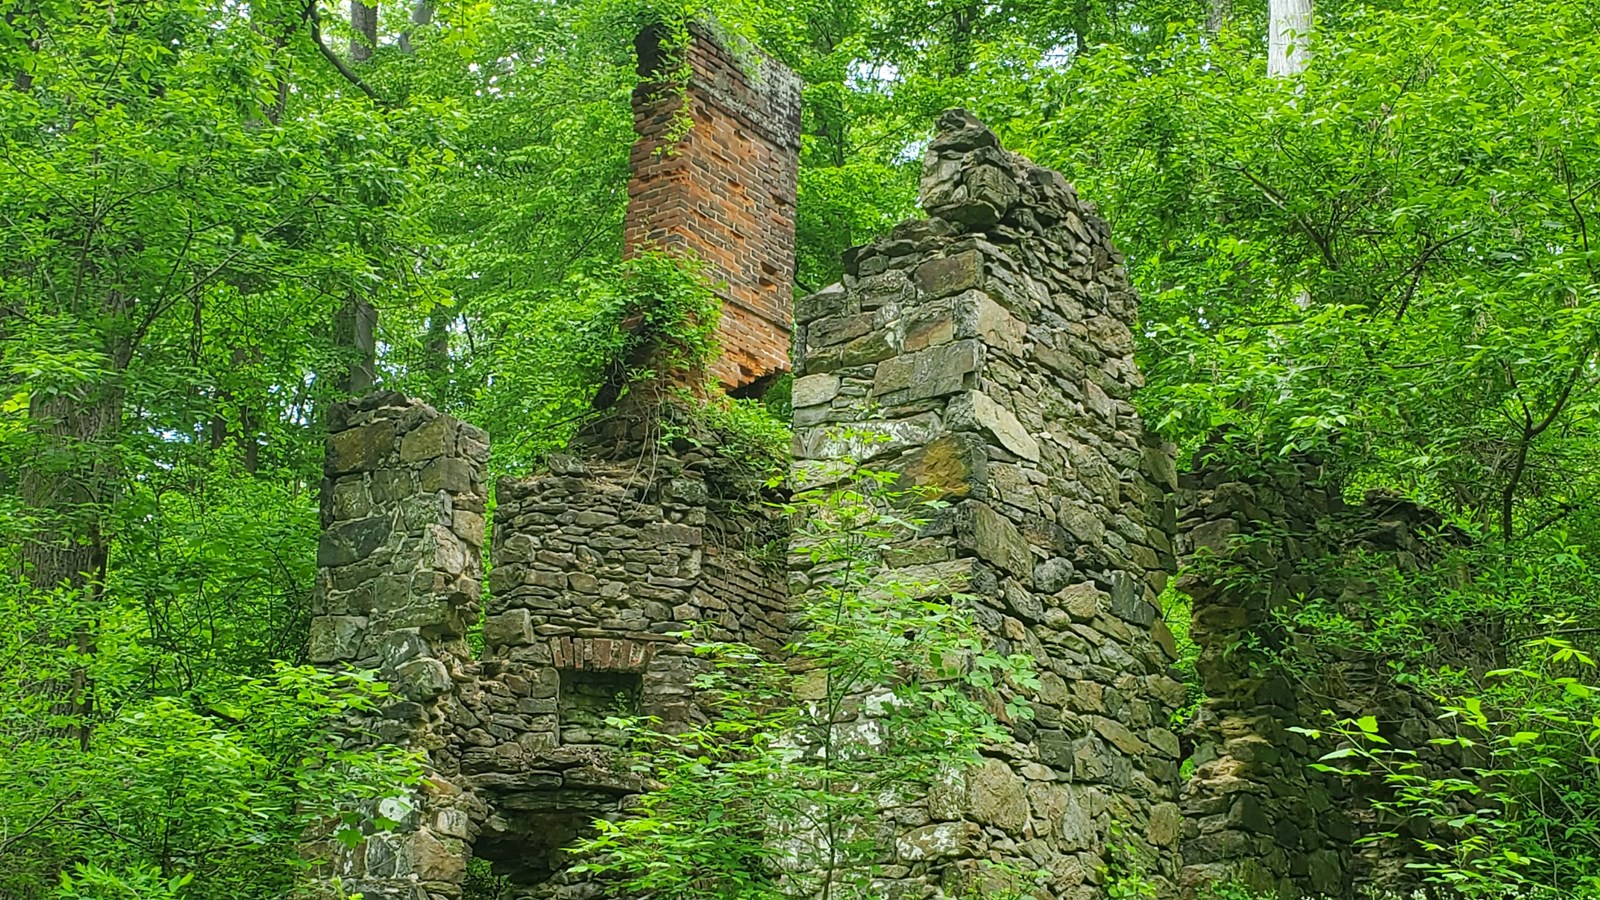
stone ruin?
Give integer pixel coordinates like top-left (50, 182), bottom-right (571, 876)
top-left (788, 109), bottom-right (1186, 895)
top-left (309, 393), bottom-right (788, 899)
top-left (1176, 451), bottom-right (1495, 897)
top-left (305, 27), bottom-right (1488, 900)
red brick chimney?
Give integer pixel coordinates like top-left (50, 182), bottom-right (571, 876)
top-left (625, 24), bottom-right (802, 394)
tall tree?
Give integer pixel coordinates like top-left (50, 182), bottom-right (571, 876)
top-left (352, 0), bottom-right (379, 62)
top-left (1268, 0), bottom-right (1312, 76)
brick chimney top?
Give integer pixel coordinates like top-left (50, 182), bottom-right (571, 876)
top-left (624, 24), bottom-right (802, 394)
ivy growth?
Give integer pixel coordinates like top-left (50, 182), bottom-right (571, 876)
top-left (568, 456), bottom-right (1038, 898)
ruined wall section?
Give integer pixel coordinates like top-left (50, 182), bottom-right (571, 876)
top-left (625, 23), bottom-right (802, 391)
top-left (1176, 455), bottom-right (1491, 898)
top-left (791, 110), bottom-right (1186, 898)
top-left (454, 449), bottom-right (788, 896)
top-left (309, 396), bottom-right (789, 900)
top-left (310, 392), bottom-right (491, 899)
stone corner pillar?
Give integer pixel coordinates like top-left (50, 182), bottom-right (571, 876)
top-left (790, 109), bottom-right (1184, 898)
top-left (306, 391), bottom-right (489, 900)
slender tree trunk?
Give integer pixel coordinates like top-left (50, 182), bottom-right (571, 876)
top-left (424, 308), bottom-right (451, 403)
top-left (397, 0), bottom-right (435, 54)
top-left (351, 0), bottom-right (378, 62)
top-left (1206, 0), bottom-right (1232, 34)
top-left (334, 296), bottom-right (377, 394)
top-left (947, 3), bottom-right (976, 77)
top-left (211, 346), bottom-right (262, 471)
top-left (1072, 0), bottom-right (1091, 54)
top-left (344, 0), bottom-right (383, 392)
top-left (1267, 0), bottom-right (1312, 77)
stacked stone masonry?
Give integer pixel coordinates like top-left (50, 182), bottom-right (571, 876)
top-left (310, 400), bottom-right (788, 899)
top-left (452, 448), bottom-right (786, 898)
top-left (625, 23), bottom-right (802, 391)
top-left (305, 99), bottom-right (1492, 900)
top-left (790, 109), bottom-right (1188, 899)
top-left (308, 392), bottom-right (490, 900)
top-left (1176, 452), bottom-right (1495, 898)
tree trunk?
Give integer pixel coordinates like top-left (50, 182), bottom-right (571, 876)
top-left (211, 346), bottom-right (262, 471)
top-left (1267, 0), bottom-right (1312, 77)
top-left (424, 308), bottom-right (451, 403)
top-left (334, 296), bottom-right (377, 395)
top-left (1206, 0), bottom-right (1232, 34)
top-left (19, 372), bottom-right (122, 751)
top-left (351, 0), bottom-right (378, 62)
top-left (19, 394), bottom-right (113, 593)
top-left (947, 3), bottom-right (976, 77)
top-left (397, 0), bottom-right (435, 54)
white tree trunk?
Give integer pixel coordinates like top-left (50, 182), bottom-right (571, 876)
top-left (1267, 0), bottom-right (1313, 77)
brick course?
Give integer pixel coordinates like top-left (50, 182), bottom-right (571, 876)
top-left (624, 25), bottom-right (801, 391)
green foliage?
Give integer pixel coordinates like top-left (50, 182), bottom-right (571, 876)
top-left (112, 459), bottom-right (322, 683)
top-left (1011, 0), bottom-right (1600, 546)
top-left (462, 251), bottom-right (723, 468)
top-left (5, 0), bottom-right (1600, 892)
top-left (55, 864), bottom-right (194, 900)
top-left (1197, 884), bottom-right (1278, 900)
top-left (1158, 584), bottom-right (1203, 729)
top-left (1103, 825), bottom-right (1162, 900)
top-left (658, 388), bottom-right (793, 485)
top-left (0, 578), bottom-right (421, 899)
top-left (569, 458), bottom-right (1037, 898)
top-left (1297, 638), bottom-right (1600, 897)
top-left (461, 857), bottom-right (513, 900)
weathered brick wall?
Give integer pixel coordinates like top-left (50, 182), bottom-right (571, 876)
top-left (625, 23), bottom-right (802, 391)
top-left (1176, 453), bottom-right (1493, 898)
top-left (309, 392), bottom-right (490, 900)
top-left (791, 109), bottom-right (1186, 899)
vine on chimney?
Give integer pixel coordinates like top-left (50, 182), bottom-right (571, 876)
top-left (582, 250), bottom-right (722, 412)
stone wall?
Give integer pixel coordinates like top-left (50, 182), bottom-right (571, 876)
top-left (1176, 453), bottom-right (1492, 898)
top-left (625, 23), bottom-right (802, 392)
top-left (310, 402), bottom-right (788, 899)
top-left (790, 109), bottom-right (1187, 899)
top-left (302, 91), bottom-right (1502, 900)
top-left (309, 392), bottom-right (490, 900)
top-left (453, 448), bottom-right (787, 897)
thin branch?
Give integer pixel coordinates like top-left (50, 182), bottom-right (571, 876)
top-left (1500, 350), bottom-right (1592, 541)
top-left (1225, 162), bottom-right (1339, 272)
top-left (1391, 230), bottom-right (1473, 323)
top-left (308, 4), bottom-right (384, 106)
top-left (0, 793), bottom-right (74, 853)
top-left (129, 215), bottom-right (301, 349)
top-left (1560, 149), bottom-right (1595, 283)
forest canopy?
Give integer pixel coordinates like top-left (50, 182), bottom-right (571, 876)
top-left (2, 0), bottom-right (1598, 896)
